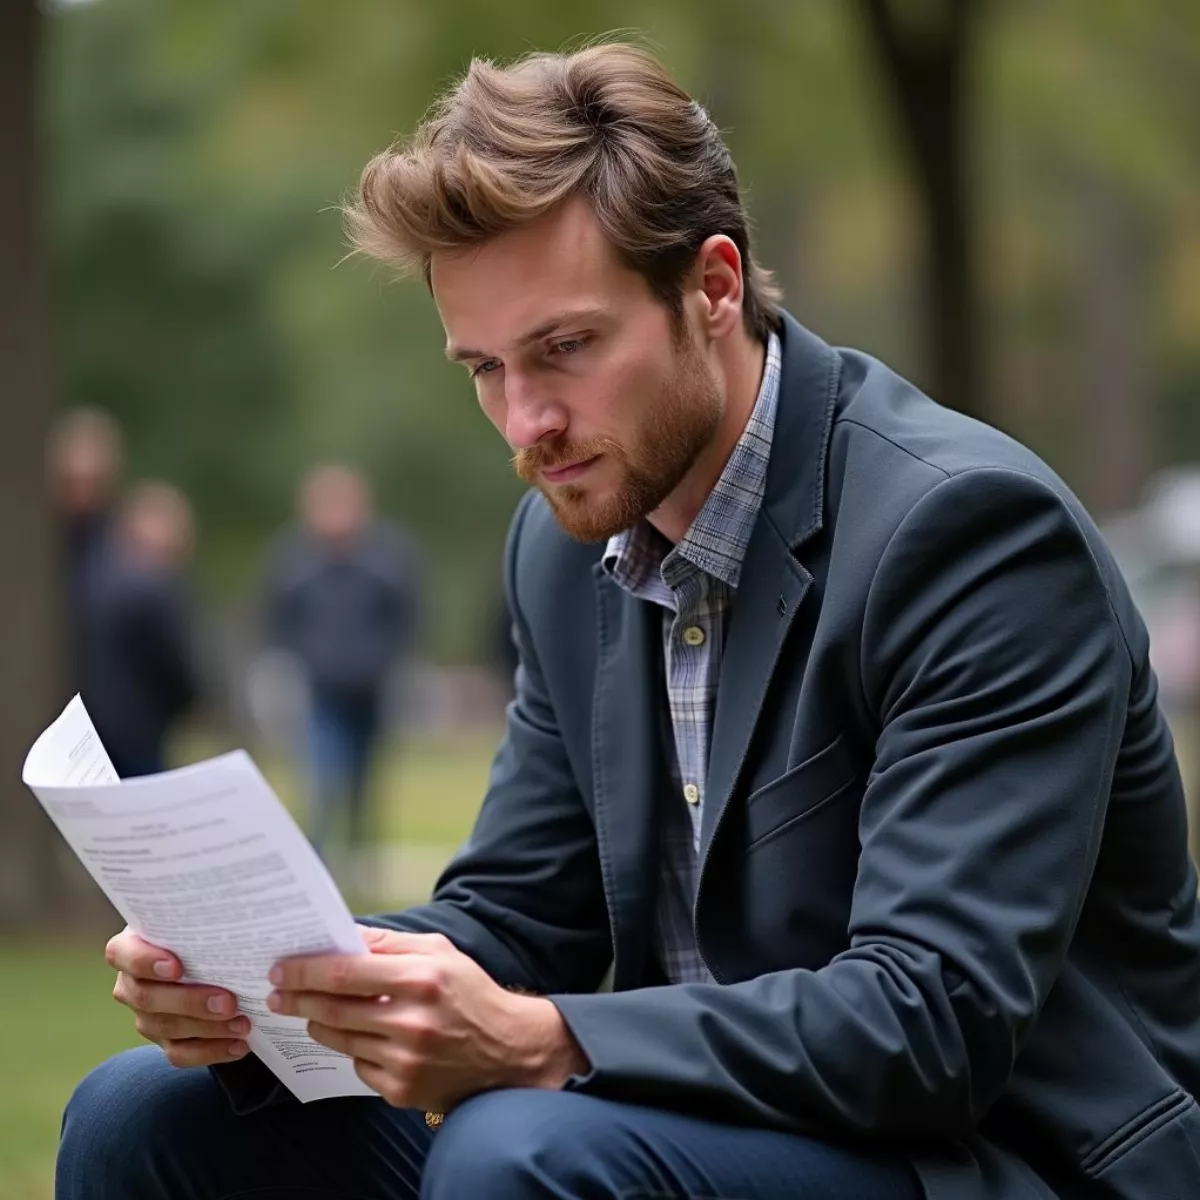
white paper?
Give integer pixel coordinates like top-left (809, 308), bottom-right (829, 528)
top-left (22, 695), bottom-right (376, 1102)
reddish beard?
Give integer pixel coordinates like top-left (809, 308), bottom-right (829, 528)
top-left (512, 346), bottom-right (722, 542)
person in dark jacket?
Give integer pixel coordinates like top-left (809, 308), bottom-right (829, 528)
top-left (263, 464), bottom-right (420, 859)
top-left (47, 408), bottom-right (124, 693)
top-left (80, 481), bottom-right (198, 778)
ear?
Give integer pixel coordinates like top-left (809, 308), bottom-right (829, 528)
top-left (691, 235), bottom-right (744, 342)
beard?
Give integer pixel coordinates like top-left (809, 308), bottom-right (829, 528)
top-left (512, 341), bottom-right (723, 542)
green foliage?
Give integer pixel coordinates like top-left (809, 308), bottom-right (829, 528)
top-left (40, 0), bottom-right (1200, 655)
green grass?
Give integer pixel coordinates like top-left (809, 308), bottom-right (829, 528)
top-left (180, 726), bottom-right (501, 847)
top-left (0, 944), bottom-right (139, 1200)
top-left (0, 730), bottom-right (501, 1199)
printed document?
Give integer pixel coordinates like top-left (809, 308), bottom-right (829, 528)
top-left (22, 695), bottom-right (376, 1102)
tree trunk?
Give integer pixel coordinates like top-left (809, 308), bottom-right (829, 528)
top-left (1075, 177), bottom-right (1153, 518)
top-left (0, 1), bottom-right (113, 932)
top-left (860, 0), bottom-right (984, 419)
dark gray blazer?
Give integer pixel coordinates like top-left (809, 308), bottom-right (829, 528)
top-left (391, 313), bottom-right (1200, 1197)
top-left (224, 313), bottom-right (1200, 1196)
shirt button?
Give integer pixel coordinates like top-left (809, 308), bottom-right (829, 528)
top-left (683, 783), bottom-right (700, 805)
top-left (682, 625), bottom-right (706, 647)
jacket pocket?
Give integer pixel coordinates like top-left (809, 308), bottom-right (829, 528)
top-left (745, 732), bottom-right (863, 849)
top-left (1081, 1088), bottom-right (1200, 1196)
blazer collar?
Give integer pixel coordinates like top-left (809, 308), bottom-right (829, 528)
top-left (762, 311), bottom-right (842, 551)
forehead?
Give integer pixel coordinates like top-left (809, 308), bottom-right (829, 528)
top-left (430, 199), bottom-right (648, 350)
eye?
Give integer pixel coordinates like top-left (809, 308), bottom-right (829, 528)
top-left (550, 338), bottom-right (586, 357)
top-left (471, 359), bottom-right (502, 378)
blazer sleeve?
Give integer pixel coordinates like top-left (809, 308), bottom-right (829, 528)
top-left (212, 491), bottom-right (613, 1113)
top-left (369, 490), bottom-right (612, 996)
top-left (551, 467), bottom-right (1131, 1137)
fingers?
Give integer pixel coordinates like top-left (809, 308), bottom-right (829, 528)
top-left (158, 1037), bottom-right (250, 1069)
top-left (105, 931), bottom-right (250, 1070)
top-left (353, 1058), bottom-right (404, 1106)
top-left (112, 972), bottom-right (240, 1021)
top-left (356, 927), bottom-right (453, 957)
top-left (305, 1021), bottom-right (387, 1064)
top-left (350, 1056), bottom-right (450, 1113)
top-left (135, 1012), bottom-right (251, 1044)
top-left (271, 948), bottom-right (444, 997)
top-left (268, 988), bottom-right (403, 1035)
top-left (356, 925), bottom-right (392, 949)
top-left (106, 928), bottom-right (183, 982)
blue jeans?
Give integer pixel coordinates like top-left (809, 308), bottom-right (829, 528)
top-left (58, 1046), bottom-right (920, 1199)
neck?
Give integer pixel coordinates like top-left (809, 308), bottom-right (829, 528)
top-left (648, 328), bottom-right (767, 543)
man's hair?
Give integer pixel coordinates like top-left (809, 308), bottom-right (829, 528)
top-left (345, 42), bottom-right (782, 341)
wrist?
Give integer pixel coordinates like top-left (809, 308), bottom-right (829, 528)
top-left (504, 995), bottom-right (589, 1090)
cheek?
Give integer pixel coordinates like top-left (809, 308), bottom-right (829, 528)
top-left (622, 322), bottom-right (675, 382)
top-left (477, 387), bottom-right (508, 439)
top-left (601, 354), bottom-right (669, 429)
top-left (598, 364), bottom-right (635, 409)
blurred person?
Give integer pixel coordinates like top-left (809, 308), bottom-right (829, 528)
top-left (262, 465), bottom-right (420, 864)
top-left (46, 407), bottom-right (124, 688)
top-left (79, 481), bottom-right (198, 778)
top-left (66, 44), bottom-right (1200, 1200)
top-left (490, 590), bottom-right (520, 697)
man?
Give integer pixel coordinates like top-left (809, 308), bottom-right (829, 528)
top-left (46, 407), bottom-right (124, 693)
top-left (61, 43), bottom-right (1200, 1200)
top-left (262, 464), bottom-right (420, 862)
top-left (80, 481), bottom-right (198, 777)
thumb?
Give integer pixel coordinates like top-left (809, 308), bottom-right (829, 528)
top-left (356, 925), bottom-right (444, 955)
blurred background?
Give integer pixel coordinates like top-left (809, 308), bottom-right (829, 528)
top-left (3, 0), bottom-right (1200, 1194)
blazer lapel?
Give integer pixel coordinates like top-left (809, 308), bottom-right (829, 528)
top-left (591, 563), bottom-right (668, 990)
top-left (700, 313), bottom-right (842, 863)
top-left (701, 526), bottom-right (810, 857)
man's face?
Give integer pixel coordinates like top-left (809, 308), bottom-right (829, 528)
top-left (301, 468), bottom-right (369, 552)
top-left (54, 441), bottom-right (119, 517)
top-left (431, 198), bottom-right (723, 542)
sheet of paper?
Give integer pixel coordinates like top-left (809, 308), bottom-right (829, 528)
top-left (23, 695), bottom-right (376, 1103)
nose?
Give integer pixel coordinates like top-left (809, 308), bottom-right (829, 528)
top-left (501, 369), bottom-right (567, 450)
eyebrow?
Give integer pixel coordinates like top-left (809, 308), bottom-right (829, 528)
top-left (445, 307), bottom-right (610, 363)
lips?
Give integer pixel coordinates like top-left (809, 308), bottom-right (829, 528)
top-left (542, 455), bottom-right (600, 484)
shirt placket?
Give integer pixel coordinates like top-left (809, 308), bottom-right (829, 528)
top-left (664, 568), bottom-right (712, 851)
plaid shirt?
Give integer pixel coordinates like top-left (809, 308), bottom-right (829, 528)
top-left (603, 332), bottom-right (782, 984)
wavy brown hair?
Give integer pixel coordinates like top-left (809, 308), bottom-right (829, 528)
top-left (345, 42), bottom-right (782, 342)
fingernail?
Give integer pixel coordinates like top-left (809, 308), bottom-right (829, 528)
top-left (228, 1041), bottom-right (247, 1057)
top-left (207, 995), bottom-right (229, 1015)
top-left (266, 991), bottom-right (281, 1012)
top-left (153, 960), bottom-right (176, 979)
top-left (228, 1018), bottom-right (250, 1035)
top-left (268, 966), bottom-right (283, 986)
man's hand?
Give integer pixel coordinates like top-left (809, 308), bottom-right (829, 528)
top-left (269, 927), bottom-right (589, 1112)
top-left (107, 928), bottom-right (250, 1067)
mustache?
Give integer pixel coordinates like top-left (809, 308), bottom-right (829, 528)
top-left (512, 436), bottom-right (617, 479)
